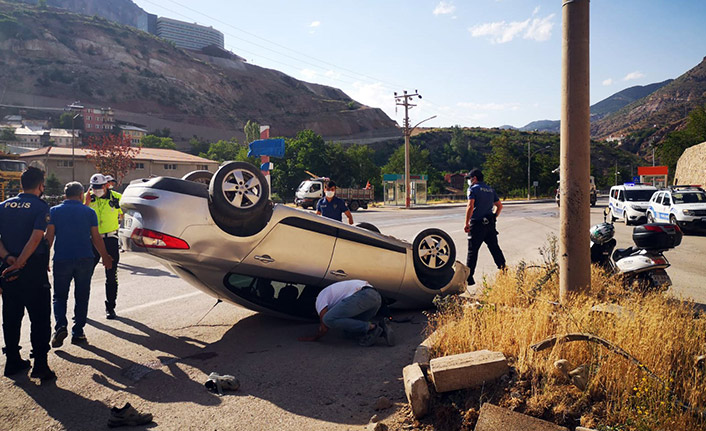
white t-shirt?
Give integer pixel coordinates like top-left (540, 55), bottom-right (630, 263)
top-left (315, 279), bottom-right (370, 315)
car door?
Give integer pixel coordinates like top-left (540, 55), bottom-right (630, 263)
top-left (649, 192), bottom-right (662, 220)
top-left (323, 227), bottom-right (406, 295)
top-left (615, 189), bottom-right (626, 218)
top-left (660, 193), bottom-right (672, 221)
top-left (235, 217), bottom-right (336, 286)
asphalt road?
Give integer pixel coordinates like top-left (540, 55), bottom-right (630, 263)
top-left (1, 198), bottom-right (704, 430)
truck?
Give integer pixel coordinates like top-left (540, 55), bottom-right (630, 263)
top-left (555, 175), bottom-right (597, 207)
top-left (295, 177), bottom-right (374, 211)
top-left (0, 159), bottom-right (27, 201)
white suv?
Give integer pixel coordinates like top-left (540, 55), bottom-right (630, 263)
top-left (608, 184), bottom-right (657, 225)
top-left (646, 186), bottom-right (706, 232)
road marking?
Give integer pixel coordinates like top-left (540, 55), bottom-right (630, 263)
top-left (120, 291), bottom-right (204, 314)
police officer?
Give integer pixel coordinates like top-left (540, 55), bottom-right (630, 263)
top-left (463, 168), bottom-right (506, 286)
top-left (316, 181), bottom-right (354, 224)
top-left (0, 167), bottom-right (55, 380)
top-left (85, 173), bottom-right (122, 319)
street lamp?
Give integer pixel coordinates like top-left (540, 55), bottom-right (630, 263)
top-left (67, 101), bottom-right (83, 181)
top-left (527, 143), bottom-right (550, 200)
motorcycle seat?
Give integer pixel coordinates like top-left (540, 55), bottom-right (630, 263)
top-left (612, 247), bottom-right (636, 261)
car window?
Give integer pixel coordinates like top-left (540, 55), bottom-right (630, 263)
top-left (653, 192), bottom-right (662, 204)
top-left (673, 192), bottom-right (706, 204)
top-left (310, 183), bottom-right (321, 192)
top-left (224, 273), bottom-right (320, 319)
top-left (618, 190), bottom-right (625, 201)
top-left (625, 189), bottom-right (657, 202)
top-left (662, 194), bottom-right (671, 206)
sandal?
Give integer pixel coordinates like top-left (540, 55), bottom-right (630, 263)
top-left (205, 372), bottom-right (240, 395)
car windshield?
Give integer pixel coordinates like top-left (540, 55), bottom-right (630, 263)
top-left (297, 181), bottom-right (312, 192)
top-left (625, 189), bottom-right (656, 202)
top-left (672, 192), bottom-right (706, 204)
top-left (0, 160), bottom-right (27, 172)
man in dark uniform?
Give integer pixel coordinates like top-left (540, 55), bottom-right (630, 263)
top-left (0, 167), bottom-right (55, 379)
top-left (316, 181), bottom-right (354, 224)
top-left (463, 168), bottom-right (506, 286)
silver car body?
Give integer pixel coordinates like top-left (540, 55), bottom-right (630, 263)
top-left (119, 176), bottom-right (469, 320)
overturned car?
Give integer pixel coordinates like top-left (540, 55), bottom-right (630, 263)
top-left (119, 161), bottom-right (469, 320)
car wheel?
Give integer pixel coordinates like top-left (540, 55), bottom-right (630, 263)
top-left (356, 222), bottom-right (380, 233)
top-left (182, 170), bottom-right (213, 185)
top-left (647, 212), bottom-right (655, 223)
top-left (412, 228), bottom-right (456, 278)
top-left (349, 200), bottom-right (360, 212)
top-left (669, 215), bottom-right (678, 226)
top-left (209, 161), bottom-right (269, 220)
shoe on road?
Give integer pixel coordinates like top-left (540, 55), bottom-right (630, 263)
top-left (108, 403), bottom-right (153, 428)
top-left (30, 357), bottom-right (56, 381)
top-left (51, 326), bottom-right (68, 348)
top-left (71, 334), bottom-right (88, 345)
top-left (358, 324), bottom-right (383, 347)
top-left (106, 309), bottom-right (117, 320)
top-left (205, 372), bottom-right (240, 395)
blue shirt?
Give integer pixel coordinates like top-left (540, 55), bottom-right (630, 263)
top-left (317, 196), bottom-right (348, 222)
top-left (50, 200), bottom-right (98, 261)
top-left (0, 193), bottom-right (50, 256)
top-left (467, 182), bottom-right (499, 220)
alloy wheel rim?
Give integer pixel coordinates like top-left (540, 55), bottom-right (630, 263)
top-left (221, 169), bottom-right (262, 208)
top-left (417, 234), bottom-right (450, 269)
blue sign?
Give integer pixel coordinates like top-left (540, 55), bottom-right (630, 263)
top-left (260, 162), bottom-right (274, 172)
top-left (632, 176), bottom-right (640, 183)
top-left (248, 138), bottom-right (285, 158)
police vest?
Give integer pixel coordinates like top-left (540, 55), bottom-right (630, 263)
top-left (89, 190), bottom-right (122, 234)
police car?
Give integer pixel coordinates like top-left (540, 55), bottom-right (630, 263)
top-left (608, 183), bottom-right (657, 225)
top-left (646, 185), bottom-right (706, 232)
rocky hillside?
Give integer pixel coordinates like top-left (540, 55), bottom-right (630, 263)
top-left (0, 1), bottom-right (399, 141)
top-left (10, 0), bottom-right (147, 28)
top-left (592, 57), bottom-right (706, 141)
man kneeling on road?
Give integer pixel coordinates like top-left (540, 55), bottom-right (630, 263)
top-left (46, 182), bottom-right (113, 347)
top-left (298, 279), bottom-right (394, 347)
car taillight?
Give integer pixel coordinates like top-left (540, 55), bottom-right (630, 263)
top-left (131, 228), bottom-right (189, 249)
top-left (139, 193), bottom-right (159, 200)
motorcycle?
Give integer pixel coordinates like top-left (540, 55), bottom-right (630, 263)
top-left (590, 208), bottom-right (682, 292)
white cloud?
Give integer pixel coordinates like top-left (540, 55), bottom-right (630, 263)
top-left (623, 71), bottom-right (645, 81)
top-left (469, 13), bottom-right (555, 43)
top-left (533, 6), bottom-right (541, 15)
top-left (433, 1), bottom-right (456, 15)
top-left (309, 21), bottom-right (320, 28)
top-left (602, 78), bottom-right (613, 86)
top-left (300, 69), bottom-right (318, 80)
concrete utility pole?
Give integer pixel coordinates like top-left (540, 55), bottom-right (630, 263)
top-left (394, 90), bottom-right (422, 209)
top-left (68, 101), bottom-right (84, 182)
top-left (559, 0), bottom-right (591, 302)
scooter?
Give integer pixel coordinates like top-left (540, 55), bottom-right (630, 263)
top-left (590, 208), bottom-right (682, 292)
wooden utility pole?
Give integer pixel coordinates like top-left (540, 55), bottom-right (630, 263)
top-left (559, 0), bottom-right (591, 301)
top-left (394, 90), bottom-right (421, 209)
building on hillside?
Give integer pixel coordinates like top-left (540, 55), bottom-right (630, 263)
top-left (49, 129), bottom-right (81, 147)
top-left (82, 107), bottom-right (115, 133)
top-left (119, 125), bottom-right (148, 145)
top-left (1, 115), bottom-right (23, 127)
top-left (13, 126), bottom-right (48, 147)
top-left (19, 147), bottom-right (218, 188)
top-left (444, 173), bottom-right (465, 191)
top-left (156, 17), bottom-right (225, 50)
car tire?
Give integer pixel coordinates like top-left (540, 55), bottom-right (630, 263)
top-left (209, 161), bottom-right (269, 220)
top-left (356, 222), bottom-right (380, 233)
top-left (647, 212), bottom-right (655, 223)
top-left (349, 200), bottom-right (360, 212)
top-left (412, 228), bottom-right (456, 278)
top-left (182, 170), bottom-right (213, 185)
top-left (669, 215), bottom-right (678, 226)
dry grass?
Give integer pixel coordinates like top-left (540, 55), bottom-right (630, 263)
top-left (427, 237), bottom-right (706, 430)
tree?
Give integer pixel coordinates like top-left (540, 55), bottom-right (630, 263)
top-left (150, 128), bottom-right (171, 138)
top-left (200, 139), bottom-right (241, 162)
top-left (244, 120), bottom-right (260, 144)
top-left (86, 134), bottom-right (140, 185)
top-left (188, 136), bottom-right (210, 156)
top-left (45, 173), bottom-right (62, 196)
top-left (657, 103), bottom-right (706, 175)
top-left (271, 130), bottom-right (328, 199)
top-left (1, 128), bottom-right (17, 141)
top-left (141, 134), bottom-right (176, 149)
top-left (382, 143), bottom-right (445, 195)
top-left (483, 135), bottom-right (524, 196)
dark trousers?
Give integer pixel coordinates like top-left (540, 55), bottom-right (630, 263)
top-left (466, 218), bottom-right (506, 280)
top-left (1, 253), bottom-right (51, 358)
top-left (93, 237), bottom-right (120, 310)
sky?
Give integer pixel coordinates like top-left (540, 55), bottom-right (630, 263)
top-left (132, 0), bottom-right (706, 129)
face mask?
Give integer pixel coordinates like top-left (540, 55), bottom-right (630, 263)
top-left (325, 191), bottom-right (335, 198)
top-left (467, 179), bottom-right (473, 187)
top-left (93, 189), bottom-right (105, 198)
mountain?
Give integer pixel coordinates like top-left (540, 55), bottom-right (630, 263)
top-left (10, 0), bottom-right (148, 28)
top-left (0, 1), bottom-right (399, 142)
top-left (591, 57), bottom-right (706, 141)
top-left (519, 79), bottom-right (675, 133)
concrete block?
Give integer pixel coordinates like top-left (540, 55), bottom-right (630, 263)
top-left (474, 403), bottom-right (569, 431)
top-left (403, 363), bottom-right (430, 419)
top-left (412, 344), bottom-right (431, 370)
top-left (430, 350), bottom-right (509, 393)
top-left (575, 428), bottom-right (597, 431)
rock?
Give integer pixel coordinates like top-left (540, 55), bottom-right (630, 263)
top-left (403, 363), bottom-right (430, 419)
top-left (475, 403), bottom-right (569, 431)
top-left (369, 414), bottom-right (380, 423)
top-left (429, 350), bottom-right (509, 393)
top-left (412, 344), bottom-right (431, 371)
top-left (366, 422), bottom-right (388, 431)
top-left (373, 396), bottom-right (392, 411)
